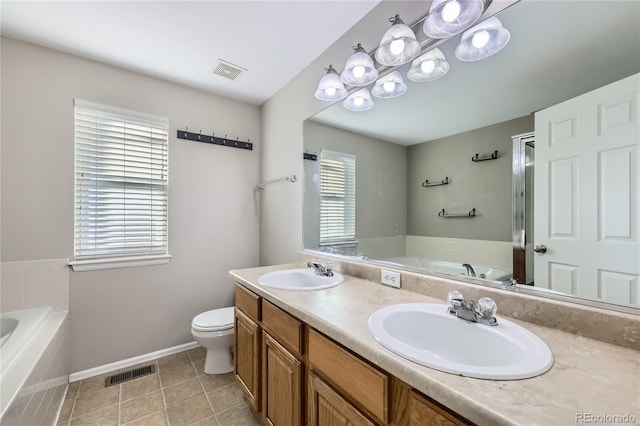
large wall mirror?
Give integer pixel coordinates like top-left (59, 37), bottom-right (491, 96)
top-left (303, 1), bottom-right (640, 312)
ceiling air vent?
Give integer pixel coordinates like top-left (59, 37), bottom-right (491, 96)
top-left (213, 59), bottom-right (247, 81)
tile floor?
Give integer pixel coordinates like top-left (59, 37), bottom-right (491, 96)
top-left (57, 347), bottom-right (261, 426)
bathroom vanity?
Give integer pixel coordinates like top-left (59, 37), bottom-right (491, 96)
top-left (230, 260), bottom-right (639, 426)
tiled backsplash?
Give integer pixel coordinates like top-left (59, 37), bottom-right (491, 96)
top-left (1, 259), bottom-right (70, 312)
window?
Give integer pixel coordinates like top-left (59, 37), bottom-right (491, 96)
top-left (320, 150), bottom-right (356, 245)
top-left (70, 99), bottom-right (170, 271)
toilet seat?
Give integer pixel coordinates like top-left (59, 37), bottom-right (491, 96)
top-left (192, 307), bottom-right (234, 332)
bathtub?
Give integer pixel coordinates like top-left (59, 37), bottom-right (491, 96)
top-left (379, 256), bottom-right (511, 281)
top-left (0, 307), bottom-right (69, 425)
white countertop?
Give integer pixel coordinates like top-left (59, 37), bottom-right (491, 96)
top-left (230, 263), bottom-right (640, 426)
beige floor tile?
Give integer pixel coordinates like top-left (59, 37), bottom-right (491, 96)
top-left (206, 383), bottom-right (244, 414)
top-left (159, 362), bottom-right (196, 388)
top-left (198, 372), bottom-right (235, 393)
top-left (78, 371), bottom-right (117, 394)
top-left (166, 394), bottom-right (214, 426)
top-left (190, 415), bottom-right (219, 425)
top-left (66, 381), bottom-right (81, 400)
top-left (69, 403), bottom-right (118, 426)
top-left (157, 352), bottom-right (191, 370)
top-left (192, 359), bottom-right (206, 376)
top-left (57, 418), bottom-right (71, 426)
top-left (58, 397), bottom-right (74, 422)
top-left (121, 373), bottom-right (161, 402)
top-left (72, 386), bottom-right (119, 417)
top-left (215, 401), bottom-right (260, 426)
top-left (187, 346), bottom-right (207, 362)
top-left (120, 390), bottom-right (165, 424)
top-left (163, 377), bottom-right (204, 407)
top-left (121, 410), bottom-right (168, 426)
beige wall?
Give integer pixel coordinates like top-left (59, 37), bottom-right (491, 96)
top-left (303, 120), bottom-right (407, 252)
top-left (1, 38), bottom-right (260, 372)
top-left (407, 115), bottom-right (533, 242)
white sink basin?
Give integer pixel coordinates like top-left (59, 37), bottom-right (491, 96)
top-left (368, 303), bottom-right (553, 380)
top-left (259, 269), bottom-right (344, 291)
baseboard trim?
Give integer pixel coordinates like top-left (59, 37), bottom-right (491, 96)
top-left (69, 341), bottom-right (200, 382)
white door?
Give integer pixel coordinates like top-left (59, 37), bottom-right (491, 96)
top-left (534, 73), bottom-right (639, 306)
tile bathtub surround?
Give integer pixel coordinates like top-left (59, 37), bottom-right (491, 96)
top-left (299, 252), bottom-right (640, 351)
top-left (1, 258), bottom-right (70, 312)
top-left (57, 347), bottom-right (260, 426)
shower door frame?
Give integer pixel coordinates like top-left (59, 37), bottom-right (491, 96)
top-left (512, 132), bottom-right (535, 285)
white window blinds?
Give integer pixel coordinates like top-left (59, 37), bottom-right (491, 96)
top-left (73, 100), bottom-right (169, 263)
top-left (320, 150), bottom-right (356, 245)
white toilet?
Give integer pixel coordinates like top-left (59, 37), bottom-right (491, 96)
top-left (191, 307), bottom-right (235, 374)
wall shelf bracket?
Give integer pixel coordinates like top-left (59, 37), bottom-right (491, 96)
top-left (472, 150), bottom-right (498, 162)
top-left (438, 208), bottom-right (477, 218)
top-left (422, 177), bottom-right (449, 187)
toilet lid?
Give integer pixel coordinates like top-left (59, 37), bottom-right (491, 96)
top-left (192, 307), bottom-right (234, 332)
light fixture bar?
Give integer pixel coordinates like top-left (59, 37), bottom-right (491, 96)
top-left (342, 0), bottom-right (520, 94)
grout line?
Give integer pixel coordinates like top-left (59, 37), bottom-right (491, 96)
top-left (117, 383), bottom-right (122, 426)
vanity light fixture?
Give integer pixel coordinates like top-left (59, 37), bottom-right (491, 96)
top-left (423, 0), bottom-right (485, 39)
top-left (314, 65), bottom-right (348, 101)
top-left (407, 48), bottom-right (450, 82)
top-left (343, 88), bottom-right (374, 112)
top-left (371, 71), bottom-right (407, 99)
top-left (374, 15), bottom-right (421, 66)
top-left (455, 17), bottom-right (511, 62)
top-left (340, 44), bottom-right (378, 86)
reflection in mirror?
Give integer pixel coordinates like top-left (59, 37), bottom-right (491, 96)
top-left (303, 1), bottom-right (640, 311)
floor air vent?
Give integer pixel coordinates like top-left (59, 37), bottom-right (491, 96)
top-left (105, 364), bottom-right (155, 387)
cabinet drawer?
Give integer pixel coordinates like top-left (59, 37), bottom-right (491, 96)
top-left (235, 284), bottom-right (261, 322)
top-left (308, 329), bottom-right (389, 424)
top-left (261, 300), bottom-right (303, 356)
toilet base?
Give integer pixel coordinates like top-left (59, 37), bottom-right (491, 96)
top-left (204, 347), bottom-right (233, 375)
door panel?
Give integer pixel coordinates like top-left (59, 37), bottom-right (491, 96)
top-left (535, 73), bottom-right (639, 306)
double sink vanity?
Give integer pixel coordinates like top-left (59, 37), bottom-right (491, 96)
top-left (230, 255), bottom-right (639, 425)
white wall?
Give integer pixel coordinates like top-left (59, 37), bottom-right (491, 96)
top-left (1, 38), bottom-right (260, 372)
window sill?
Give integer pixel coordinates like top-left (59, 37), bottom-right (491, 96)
top-left (69, 255), bottom-right (172, 272)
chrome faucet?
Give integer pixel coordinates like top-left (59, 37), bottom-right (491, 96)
top-left (447, 291), bottom-right (497, 326)
top-left (307, 261), bottom-right (334, 277)
top-left (462, 263), bottom-right (476, 277)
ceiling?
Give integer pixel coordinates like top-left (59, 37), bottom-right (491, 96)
top-left (0, 0), bottom-right (380, 105)
top-left (310, 0), bottom-right (640, 145)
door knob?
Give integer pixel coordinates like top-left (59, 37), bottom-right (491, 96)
top-left (533, 245), bottom-right (547, 254)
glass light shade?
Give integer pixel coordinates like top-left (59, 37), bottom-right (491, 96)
top-left (423, 0), bottom-right (485, 39)
top-left (314, 65), bottom-right (348, 101)
top-left (343, 88), bottom-right (374, 112)
top-left (407, 48), bottom-right (450, 82)
top-left (341, 44), bottom-right (378, 86)
top-left (371, 71), bottom-right (407, 99)
top-left (455, 17), bottom-right (511, 62)
top-left (374, 15), bottom-right (421, 66)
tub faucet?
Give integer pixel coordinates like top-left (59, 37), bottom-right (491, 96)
top-left (447, 291), bottom-right (497, 326)
top-left (462, 263), bottom-right (476, 277)
top-left (307, 261), bottom-right (334, 277)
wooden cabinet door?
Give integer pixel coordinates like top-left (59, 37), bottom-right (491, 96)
top-left (262, 331), bottom-right (303, 426)
top-left (409, 391), bottom-right (471, 426)
top-left (308, 373), bottom-right (375, 426)
top-left (235, 308), bottom-right (261, 411)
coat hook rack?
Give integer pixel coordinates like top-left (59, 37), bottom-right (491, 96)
top-left (472, 150), bottom-right (498, 162)
top-left (438, 208), bottom-right (477, 218)
top-left (422, 177), bottom-right (449, 187)
top-left (256, 175), bottom-right (297, 190)
top-left (177, 129), bottom-right (252, 151)
top-left (303, 151), bottom-right (318, 161)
